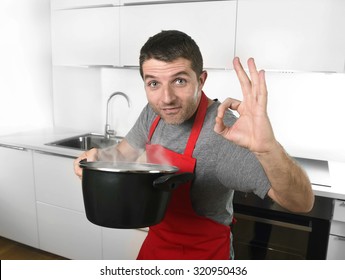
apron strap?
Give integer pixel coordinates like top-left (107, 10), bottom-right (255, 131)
top-left (184, 92), bottom-right (208, 157)
top-left (147, 92), bottom-right (208, 156)
top-left (148, 115), bottom-right (161, 142)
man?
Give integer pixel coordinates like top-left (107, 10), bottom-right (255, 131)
top-left (74, 30), bottom-right (314, 260)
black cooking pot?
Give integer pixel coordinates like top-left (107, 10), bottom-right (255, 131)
top-left (79, 160), bottom-right (194, 229)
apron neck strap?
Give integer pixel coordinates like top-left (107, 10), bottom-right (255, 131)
top-left (148, 115), bottom-right (160, 142)
top-left (184, 92), bottom-right (208, 157)
top-left (147, 92), bottom-right (209, 157)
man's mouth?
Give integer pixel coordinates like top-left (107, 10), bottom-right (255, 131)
top-left (161, 107), bottom-right (181, 115)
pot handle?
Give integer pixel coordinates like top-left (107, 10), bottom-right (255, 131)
top-left (153, 172), bottom-right (194, 191)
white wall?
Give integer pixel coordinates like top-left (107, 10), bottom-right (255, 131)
top-left (0, 0), bottom-right (53, 135)
top-left (100, 68), bottom-right (147, 137)
top-left (204, 70), bottom-right (345, 162)
top-left (52, 66), bottom-right (103, 133)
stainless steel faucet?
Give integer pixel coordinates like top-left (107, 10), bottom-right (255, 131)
top-left (105, 91), bottom-right (130, 139)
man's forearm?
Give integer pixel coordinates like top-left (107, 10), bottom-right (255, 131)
top-left (255, 141), bottom-right (315, 213)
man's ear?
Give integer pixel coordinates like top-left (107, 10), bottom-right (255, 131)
top-left (198, 70), bottom-right (208, 89)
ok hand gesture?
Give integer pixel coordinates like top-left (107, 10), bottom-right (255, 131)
top-left (214, 57), bottom-right (277, 154)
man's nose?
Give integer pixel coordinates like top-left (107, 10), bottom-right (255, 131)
top-left (161, 86), bottom-right (176, 104)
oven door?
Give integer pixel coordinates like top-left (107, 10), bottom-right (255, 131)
top-left (232, 192), bottom-right (332, 260)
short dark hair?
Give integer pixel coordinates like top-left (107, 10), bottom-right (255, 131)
top-left (139, 30), bottom-right (203, 78)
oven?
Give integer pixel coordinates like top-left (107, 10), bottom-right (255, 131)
top-left (232, 192), bottom-right (333, 260)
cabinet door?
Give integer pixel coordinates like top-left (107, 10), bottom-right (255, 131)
top-left (120, 1), bottom-right (236, 69)
top-left (236, 0), bottom-right (345, 72)
top-left (51, 7), bottom-right (120, 66)
top-left (102, 227), bottom-right (147, 259)
top-left (121, 0), bottom-right (201, 4)
top-left (51, 0), bottom-right (120, 10)
top-left (327, 235), bottom-right (345, 260)
top-left (37, 202), bottom-right (102, 259)
top-left (333, 200), bottom-right (345, 222)
top-left (33, 152), bottom-right (84, 212)
top-left (0, 146), bottom-right (38, 247)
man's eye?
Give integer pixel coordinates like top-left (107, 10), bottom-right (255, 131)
top-left (175, 78), bottom-right (186, 85)
top-left (148, 81), bottom-right (158, 88)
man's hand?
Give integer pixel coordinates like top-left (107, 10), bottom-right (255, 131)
top-left (73, 148), bottom-right (98, 179)
top-left (215, 57), bottom-right (314, 212)
top-left (214, 57), bottom-right (277, 154)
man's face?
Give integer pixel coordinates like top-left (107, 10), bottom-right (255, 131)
top-left (142, 58), bottom-right (207, 125)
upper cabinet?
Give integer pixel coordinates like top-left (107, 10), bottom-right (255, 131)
top-left (120, 0), bottom-right (237, 69)
top-left (51, 7), bottom-right (120, 66)
top-left (236, 0), bottom-right (345, 72)
top-left (50, 0), bottom-right (345, 72)
top-left (121, 0), bottom-right (203, 4)
top-left (51, 0), bottom-right (120, 10)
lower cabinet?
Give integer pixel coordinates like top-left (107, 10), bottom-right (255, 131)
top-left (33, 151), bottom-right (147, 259)
top-left (327, 199), bottom-right (345, 259)
top-left (0, 146), bottom-right (38, 248)
top-left (327, 230), bottom-right (345, 259)
top-left (37, 202), bottom-right (102, 259)
top-left (33, 151), bottom-right (102, 259)
top-left (102, 227), bottom-right (147, 260)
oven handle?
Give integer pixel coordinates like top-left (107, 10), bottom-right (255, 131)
top-left (235, 213), bottom-right (312, 232)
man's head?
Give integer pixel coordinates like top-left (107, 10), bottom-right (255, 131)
top-left (139, 30), bottom-right (207, 125)
top-left (139, 30), bottom-right (203, 79)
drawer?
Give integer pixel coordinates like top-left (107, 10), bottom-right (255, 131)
top-left (333, 199), bottom-right (345, 222)
top-left (327, 234), bottom-right (345, 260)
top-left (330, 220), bottom-right (345, 236)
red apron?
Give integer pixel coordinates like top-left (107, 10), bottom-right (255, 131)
top-left (137, 93), bottom-right (231, 260)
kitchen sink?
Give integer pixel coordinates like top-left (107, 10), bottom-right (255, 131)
top-left (46, 133), bottom-right (123, 151)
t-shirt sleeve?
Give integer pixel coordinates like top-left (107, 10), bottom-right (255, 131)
top-left (125, 103), bottom-right (154, 151)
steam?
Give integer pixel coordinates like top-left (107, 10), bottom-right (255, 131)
top-left (96, 143), bottom-right (175, 168)
top-left (96, 145), bottom-right (122, 162)
top-left (146, 144), bottom-right (175, 167)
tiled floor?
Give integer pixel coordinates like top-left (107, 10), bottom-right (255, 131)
top-left (0, 236), bottom-right (67, 260)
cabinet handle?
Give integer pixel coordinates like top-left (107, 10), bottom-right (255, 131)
top-left (0, 144), bottom-right (27, 151)
top-left (334, 236), bottom-right (345, 242)
top-left (55, 4), bottom-right (116, 11)
top-left (34, 150), bottom-right (77, 159)
top-left (122, 65), bottom-right (139, 69)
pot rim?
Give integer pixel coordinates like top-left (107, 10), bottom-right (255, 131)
top-left (79, 161), bottom-right (179, 174)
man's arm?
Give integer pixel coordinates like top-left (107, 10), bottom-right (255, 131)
top-left (256, 141), bottom-right (314, 212)
top-left (214, 57), bottom-right (314, 212)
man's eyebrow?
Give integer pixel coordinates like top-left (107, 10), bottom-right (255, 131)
top-left (144, 71), bottom-right (191, 81)
top-left (172, 71), bottom-right (190, 77)
top-left (143, 74), bottom-right (156, 81)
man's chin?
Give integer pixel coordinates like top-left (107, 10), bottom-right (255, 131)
top-left (161, 115), bottom-right (184, 125)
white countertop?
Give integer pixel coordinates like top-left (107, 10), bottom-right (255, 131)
top-left (0, 128), bottom-right (89, 158)
top-left (1, 128), bottom-right (345, 201)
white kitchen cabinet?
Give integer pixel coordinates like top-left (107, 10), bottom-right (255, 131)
top-left (120, 0), bottom-right (237, 69)
top-left (327, 234), bottom-right (345, 260)
top-left (0, 146), bottom-right (38, 248)
top-left (33, 151), bottom-right (147, 259)
top-left (121, 0), bottom-right (202, 4)
top-left (37, 202), bottom-right (102, 259)
top-left (51, 7), bottom-right (120, 66)
top-left (33, 151), bottom-right (84, 212)
top-left (236, 0), bottom-right (345, 72)
top-left (327, 199), bottom-right (345, 259)
top-left (102, 227), bottom-right (147, 259)
top-left (51, 0), bottom-right (120, 10)
top-left (33, 151), bottom-right (102, 259)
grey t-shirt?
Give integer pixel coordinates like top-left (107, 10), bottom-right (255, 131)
top-left (125, 100), bottom-right (271, 225)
